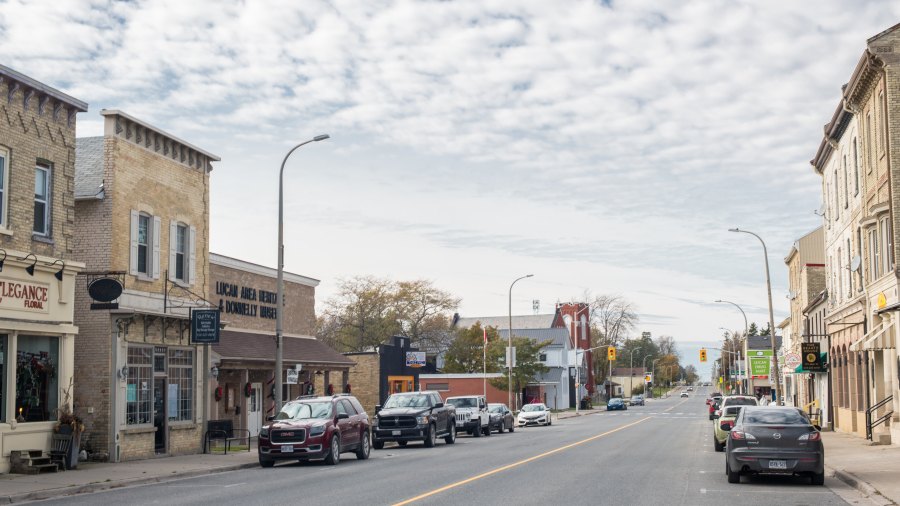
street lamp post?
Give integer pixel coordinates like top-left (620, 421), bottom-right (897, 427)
top-left (508, 275), bottom-right (533, 411)
top-left (728, 228), bottom-right (781, 404)
top-left (716, 300), bottom-right (749, 394)
top-left (642, 354), bottom-right (653, 398)
top-left (276, 134), bottom-right (329, 412)
top-left (652, 359), bottom-right (661, 399)
top-left (629, 348), bottom-right (639, 400)
top-left (720, 328), bottom-right (733, 394)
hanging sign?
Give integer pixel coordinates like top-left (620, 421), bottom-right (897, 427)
top-left (191, 309), bottom-right (220, 344)
top-left (785, 353), bottom-right (802, 369)
top-left (88, 278), bottom-right (123, 302)
top-left (405, 351), bottom-right (426, 368)
top-left (878, 292), bottom-right (887, 309)
top-left (801, 342), bottom-right (824, 372)
top-left (286, 369), bottom-right (299, 384)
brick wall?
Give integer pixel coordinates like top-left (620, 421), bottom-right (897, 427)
top-left (210, 262), bottom-right (315, 336)
top-left (0, 87), bottom-right (77, 260)
top-left (424, 377), bottom-right (508, 405)
top-left (345, 353), bottom-right (380, 417)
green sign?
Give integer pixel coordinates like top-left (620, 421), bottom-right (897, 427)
top-left (750, 357), bottom-right (770, 377)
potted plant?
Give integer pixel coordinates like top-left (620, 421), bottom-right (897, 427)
top-left (54, 379), bottom-right (84, 470)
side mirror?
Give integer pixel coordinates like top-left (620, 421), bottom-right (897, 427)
top-left (267, 416), bottom-right (275, 422)
top-left (375, 405), bottom-right (382, 414)
top-left (814, 424), bottom-right (822, 431)
top-left (337, 413), bottom-right (350, 420)
top-left (434, 402), bottom-right (444, 409)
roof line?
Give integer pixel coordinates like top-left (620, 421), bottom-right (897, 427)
top-left (0, 64), bottom-right (88, 112)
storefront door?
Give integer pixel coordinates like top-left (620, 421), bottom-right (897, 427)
top-left (388, 376), bottom-right (414, 394)
top-left (248, 382), bottom-right (262, 437)
top-left (153, 378), bottom-right (167, 454)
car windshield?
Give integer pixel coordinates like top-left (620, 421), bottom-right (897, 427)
top-left (489, 405), bottom-right (504, 414)
top-left (723, 398), bottom-right (757, 407)
top-left (630, 396), bottom-right (640, 400)
top-left (276, 402), bottom-right (333, 420)
top-left (383, 394), bottom-right (432, 409)
top-left (522, 404), bottom-right (546, 412)
top-left (744, 409), bottom-right (810, 425)
top-left (447, 398), bottom-right (478, 408)
top-left (609, 399), bottom-right (623, 404)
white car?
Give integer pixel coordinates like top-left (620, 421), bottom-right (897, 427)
top-left (446, 395), bottom-right (491, 437)
top-left (517, 403), bottom-right (551, 427)
top-left (681, 392), bottom-right (689, 398)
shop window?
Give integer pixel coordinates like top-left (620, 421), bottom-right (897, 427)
top-left (15, 335), bottom-right (59, 422)
top-left (168, 349), bottom-right (193, 422)
top-left (0, 335), bottom-right (5, 422)
top-left (33, 165), bottom-right (50, 236)
top-left (425, 383), bottom-right (450, 391)
top-left (126, 346), bottom-right (152, 425)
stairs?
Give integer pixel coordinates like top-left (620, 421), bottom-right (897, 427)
top-left (9, 450), bottom-right (60, 474)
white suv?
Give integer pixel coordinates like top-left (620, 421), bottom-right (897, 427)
top-left (446, 396), bottom-right (491, 437)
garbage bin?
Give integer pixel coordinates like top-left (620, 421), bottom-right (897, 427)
top-left (579, 400), bottom-right (587, 410)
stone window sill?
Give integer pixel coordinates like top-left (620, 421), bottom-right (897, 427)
top-left (122, 426), bottom-right (157, 435)
top-left (168, 422), bottom-right (199, 430)
top-left (32, 235), bottom-right (55, 244)
top-left (0, 227), bottom-right (13, 237)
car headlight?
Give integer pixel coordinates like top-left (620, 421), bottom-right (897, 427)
top-left (416, 415), bottom-right (429, 425)
top-left (260, 427), bottom-right (269, 439)
top-left (309, 423), bottom-right (326, 437)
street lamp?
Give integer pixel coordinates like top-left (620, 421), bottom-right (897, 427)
top-left (276, 134), bottom-right (330, 412)
top-left (716, 300), bottom-right (748, 394)
top-left (508, 275), bottom-right (533, 411)
top-left (629, 348), bottom-right (639, 400)
top-left (728, 228), bottom-right (781, 404)
top-left (642, 354), bottom-right (653, 398)
top-left (652, 359), bottom-right (661, 399)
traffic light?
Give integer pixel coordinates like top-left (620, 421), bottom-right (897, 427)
top-left (607, 347), bottom-right (616, 361)
top-left (700, 349), bottom-right (707, 362)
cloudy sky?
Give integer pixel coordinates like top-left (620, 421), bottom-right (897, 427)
top-left (4, 0), bottom-right (898, 379)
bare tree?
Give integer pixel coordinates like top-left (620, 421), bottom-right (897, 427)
top-left (572, 290), bottom-right (640, 386)
top-left (394, 279), bottom-right (461, 354)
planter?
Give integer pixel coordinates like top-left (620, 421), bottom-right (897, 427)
top-left (56, 424), bottom-right (81, 470)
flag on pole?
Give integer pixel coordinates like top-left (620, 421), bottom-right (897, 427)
top-left (484, 327), bottom-right (488, 346)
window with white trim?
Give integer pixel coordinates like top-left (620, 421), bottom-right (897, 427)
top-left (168, 348), bottom-right (193, 422)
top-left (882, 217), bottom-right (893, 274)
top-left (843, 155), bottom-right (849, 208)
top-left (853, 138), bottom-right (859, 195)
top-left (34, 165), bottom-right (50, 235)
top-left (126, 346), bottom-right (152, 425)
top-left (870, 228), bottom-right (881, 281)
top-left (0, 147), bottom-right (7, 228)
top-left (169, 221), bottom-right (196, 285)
top-left (867, 113), bottom-right (873, 172)
top-left (130, 211), bottom-right (161, 279)
top-left (833, 169), bottom-right (839, 220)
top-left (138, 215), bottom-right (150, 275)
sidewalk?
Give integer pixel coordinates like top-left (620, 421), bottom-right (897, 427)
top-left (822, 431), bottom-right (900, 505)
top-left (554, 406), bottom-right (600, 420)
top-left (0, 446), bottom-right (259, 505)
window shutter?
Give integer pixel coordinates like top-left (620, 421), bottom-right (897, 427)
top-left (152, 216), bottom-right (162, 279)
top-left (189, 226), bottom-right (196, 285)
top-left (168, 221), bottom-right (177, 281)
top-left (129, 210), bottom-right (139, 275)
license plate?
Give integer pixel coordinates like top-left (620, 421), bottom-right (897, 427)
top-left (280, 445), bottom-right (293, 453)
top-left (392, 430), bottom-right (401, 436)
top-left (769, 460), bottom-right (786, 469)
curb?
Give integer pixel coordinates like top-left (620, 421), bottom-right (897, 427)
top-left (0, 461), bottom-right (259, 504)
top-left (825, 465), bottom-right (888, 502)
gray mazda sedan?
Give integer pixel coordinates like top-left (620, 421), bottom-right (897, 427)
top-left (725, 406), bottom-right (824, 485)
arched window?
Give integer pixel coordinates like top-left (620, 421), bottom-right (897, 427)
top-left (843, 154), bottom-right (849, 208)
top-left (867, 113), bottom-right (874, 171)
top-left (834, 169), bottom-right (840, 220)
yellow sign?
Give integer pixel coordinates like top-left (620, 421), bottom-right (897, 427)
top-left (878, 292), bottom-right (887, 310)
top-left (607, 347), bottom-right (616, 361)
top-left (700, 349), bottom-right (707, 362)
top-left (644, 374), bottom-right (652, 382)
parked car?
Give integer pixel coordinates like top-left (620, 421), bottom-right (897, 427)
top-left (517, 403), bottom-right (552, 426)
top-left (607, 398), bottom-right (627, 411)
top-left (446, 395), bottom-right (491, 437)
top-left (372, 391), bottom-right (456, 449)
top-left (257, 394), bottom-right (370, 468)
top-left (488, 403), bottom-right (515, 433)
top-left (725, 406), bottom-right (824, 485)
top-left (629, 395), bottom-right (645, 406)
top-left (709, 400), bottom-right (721, 420)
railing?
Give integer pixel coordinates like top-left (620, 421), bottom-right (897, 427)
top-left (866, 395), bottom-right (894, 441)
top-left (803, 399), bottom-right (821, 426)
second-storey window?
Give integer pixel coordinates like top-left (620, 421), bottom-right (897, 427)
top-left (138, 215), bottom-right (150, 274)
top-left (175, 224), bottom-right (186, 281)
top-left (882, 217), bottom-right (893, 274)
top-left (0, 147), bottom-right (6, 228)
top-left (34, 165), bottom-right (50, 235)
top-left (870, 228), bottom-right (881, 281)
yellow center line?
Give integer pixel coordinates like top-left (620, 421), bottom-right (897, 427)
top-left (391, 417), bottom-right (652, 506)
top-left (664, 397), bottom-right (690, 412)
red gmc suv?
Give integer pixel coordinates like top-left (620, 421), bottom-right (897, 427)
top-left (258, 394), bottom-right (370, 467)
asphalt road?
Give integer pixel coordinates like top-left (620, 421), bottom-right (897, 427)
top-left (37, 387), bottom-right (863, 506)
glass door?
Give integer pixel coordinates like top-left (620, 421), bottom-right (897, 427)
top-left (248, 382), bottom-right (262, 437)
top-left (153, 378), bottom-right (167, 454)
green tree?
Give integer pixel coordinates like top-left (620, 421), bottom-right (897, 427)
top-left (442, 323), bottom-right (502, 374)
top-left (487, 334), bottom-right (552, 395)
top-left (748, 323), bottom-right (759, 336)
top-left (759, 322), bottom-right (771, 336)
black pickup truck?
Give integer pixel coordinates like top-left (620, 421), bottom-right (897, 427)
top-left (372, 391), bottom-right (456, 449)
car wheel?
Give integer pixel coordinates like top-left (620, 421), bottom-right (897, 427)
top-left (547, 417), bottom-right (552, 426)
top-left (373, 440), bottom-right (384, 450)
top-left (473, 421), bottom-right (482, 437)
top-left (444, 423), bottom-right (456, 444)
top-left (509, 423), bottom-right (515, 432)
top-left (356, 431), bottom-right (371, 460)
top-left (713, 436), bottom-right (723, 452)
top-left (324, 435), bottom-right (340, 466)
top-left (424, 424), bottom-right (436, 448)
top-left (726, 460), bottom-right (740, 484)
top-left (397, 441), bottom-right (408, 446)
top-left (811, 472), bottom-right (825, 485)
top-left (484, 422), bottom-right (492, 436)
top-left (259, 458), bottom-right (275, 468)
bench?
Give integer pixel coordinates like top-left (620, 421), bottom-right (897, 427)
top-left (204, 419), bottom-right (250, 455)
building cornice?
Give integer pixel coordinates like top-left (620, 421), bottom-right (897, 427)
top-left (0, 64), bottom-right (88, 128)
top-left (100, 110), bottom-right (220, 172)
top-left (210, 253), bottom-right (319, 287)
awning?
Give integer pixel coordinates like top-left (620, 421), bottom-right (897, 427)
top-left (853, 322), bottom-right (895, 351)
top-left (850, 322), bottom-right (883, 351)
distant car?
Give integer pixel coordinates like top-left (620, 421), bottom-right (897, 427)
top-left (517, 403), bottom-right (551, 426)
top-left (488, 403), bottom-right (515, 433)
top-left (607, 398), bottom-right (627, 411)
top-left (687, 387), bottom-right (693, 391)
top-left (725, 406), bottom-right (824, 485)
top-left (629, 395), bottom-right (644, 406)
top-left (711, 395), bottom-right (757, 424)
top-left (681, 392), bottom-right (689, 398)
top-left (258, 394), bottom-right (370, 468)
